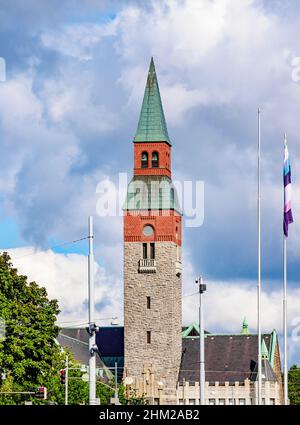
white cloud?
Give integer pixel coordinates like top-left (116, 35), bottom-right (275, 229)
top-left (41, 21), bottom-right (118, 60)
top-left (7, 247), bottom-right (122, 326)
top-left (182, 277), bottom-right (300, 334)
top-left (115, 0), bottom-right (300, 127)
top-left (6, 245), bottom-right (300, 363)
top-left (181, 254), bottom-right (300, 365)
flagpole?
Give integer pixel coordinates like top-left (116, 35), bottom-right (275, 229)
top-left (283, 133), bottom-right (288, 405)
top-left (283, 233), bottom-right (288, 405)
top-left (257, 107), bottom-right (262, 405)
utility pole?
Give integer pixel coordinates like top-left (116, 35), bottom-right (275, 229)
top-left (257, 108), bottom-right (262, 405)
top-left (65, 355), bottom-right (69, 406)
top-left (196, 276), bottom-right (207, 406)
top-left (88, 216), bottom-right (97, 405)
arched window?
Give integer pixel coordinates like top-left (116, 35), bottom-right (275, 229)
top-left (141, 151), bottom-right (148, 168)
top-left (152, 151), bottom-right (159, 168)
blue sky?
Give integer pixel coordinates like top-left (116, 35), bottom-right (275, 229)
top-left (0, 0), bottom-right (300, 364)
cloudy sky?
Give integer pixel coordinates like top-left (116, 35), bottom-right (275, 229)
top-left (0, 0), bottom-right (300, 364)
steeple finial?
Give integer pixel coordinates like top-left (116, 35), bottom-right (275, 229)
top-left (134, 57), bottom-right (170, 144)
top-left (241, 317), bottom-right (249, 335)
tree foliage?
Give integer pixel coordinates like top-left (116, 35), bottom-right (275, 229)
top-left (0, 252), bottom-right (116, 405)
top-left (0, 252), bottom-right (60, 404)
top-left (288, 364), bottom-right (300, 405)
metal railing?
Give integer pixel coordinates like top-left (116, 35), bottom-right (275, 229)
top-left (138, 259), bottom-right (156, 273)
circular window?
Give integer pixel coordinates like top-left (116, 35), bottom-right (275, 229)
top-left (143, 225), bottom-right (154, 236)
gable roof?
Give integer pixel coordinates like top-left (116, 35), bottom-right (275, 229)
top-left (57, 331), bottom-right (103, 369)
top-left (134, 57), bottom-right (170, 144)
top-left (58, 327), bottom-right (124, 381)
top-left (182, 322), bottom-right (210, 338)
top-left (250, 358), bottom-right (277, 382)
top-left (58, 327), bottom-right (279, 384)
top-left (179, 333), bottom-right (277, 384)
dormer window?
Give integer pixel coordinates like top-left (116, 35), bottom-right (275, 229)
top-left (152, 152), bottom-right (159, 168)
top-left (141, 152), bottom-right (148, 168)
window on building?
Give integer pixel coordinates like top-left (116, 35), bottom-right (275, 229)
top-left (143, 225), bottom-right (154, 236)
top-left (238, 398), bottom-right (246, 405)
top-left (219, 399), bottom-right (225, 405)
top-left (189, 399), bottom-right (196, 405)
top-left (148, 185), bottom-right (151, 209)
top-left (141, 152), bottom-right (148, 168)
top-left (143, 243), bottom-right (147, 259)
top-left (262, 398), bottom-right (266, 405)
top-left (152, 151), bottom-right (159, 168)
top-left (178, 399), bottom-right (184, 405)
top-left (150, 243), bottom-right (155, 259)
top-left (270, 398), bottom-right (275, 405)
top-left (159, 188), bottom-right (163, 210)
top-left (147, 296), bottom-right (151, 309)
top-left (228, 399), bottom-right (234, 405)
top-left (147, 331), bottom-right (151, 344)
top-left (170, 188), bottom-right (175, 209)
top-left (209, 399), bottom-right (216, 405)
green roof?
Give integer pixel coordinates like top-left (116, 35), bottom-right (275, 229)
top-left (124, 176), bottom-right (181, 214)
top-left (241, 317), bottom-right (250, 335)
top-left (134, 57), bottom-right (170, 144)
top-left (182, 322), bottom-right (199, 338)
top-left (261, 338), bottom-right (269, 359)
top-left (269, 330), bottom-right (277, 367)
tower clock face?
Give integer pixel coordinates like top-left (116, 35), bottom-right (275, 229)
top-left (143, 225), bottom-right (154, 236)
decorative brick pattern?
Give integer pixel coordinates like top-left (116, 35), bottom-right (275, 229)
top-left (124, 211), bottom-right (182, 245)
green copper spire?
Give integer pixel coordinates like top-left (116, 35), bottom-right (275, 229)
top-left (241, 317), bottom-right (249, 335)
top-left (134, 57), bottom-right (171, 144)
top-left (261, 338), bottom-right (269, 359)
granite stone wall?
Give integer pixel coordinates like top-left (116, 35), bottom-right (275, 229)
top-left (124, 241), bottom-right (182, 400)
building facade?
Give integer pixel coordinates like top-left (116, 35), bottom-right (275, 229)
top-left (178, 323), bottom-right (283, 405)
top-left (59, 322), bottom-right (283, 405)
top-left (123, 58), bottom-right (182, 404)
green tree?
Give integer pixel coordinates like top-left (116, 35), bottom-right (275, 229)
top-left (41, 350), bottom-right (89, 405)
top-left (0, 252), bottom-right (60, 404)
top-left (0, 253), bottom-right (121, 405)
top-left (44, 353), bottom-right (115, 405)
top-left (288, 364), bottom-right (300, 405)
top-left (117, 385), bottom-right (148, 405)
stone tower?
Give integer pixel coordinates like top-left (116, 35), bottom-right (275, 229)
top-left (123, 58), bottom-right (182, 404)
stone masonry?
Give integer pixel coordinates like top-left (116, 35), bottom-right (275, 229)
top-left (124, 241), bottom-right (182, 403)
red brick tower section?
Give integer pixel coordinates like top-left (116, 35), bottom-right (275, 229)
top-left (124, 139), bottom-right (182, 245)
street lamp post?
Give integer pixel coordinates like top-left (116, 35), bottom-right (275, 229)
top-left (196, 276), bottom-right (207, 406)
top-left (88, 216), bottom-right (97, 405)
